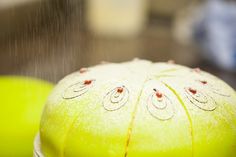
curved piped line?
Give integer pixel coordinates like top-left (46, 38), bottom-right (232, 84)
top-left (184, 92), bottom-right (217, 112)
top-left (159, 68), bottom-right (179, 73)
top-left (123, 78), bottom-right (150, 157)
top-left (62, 80), bottom-right (95, 99)
top-left (154, 75), bottom-right (175, 79)
top-left (62, 110), bottom-right (83, 157)
top-left (103, 86), bottom-right (129, 111)
top-left (61, 87), bottom-right (96, 157)
top-left (149, 94), bottom-right (168, 110)
top-left (34, 150), bottom-right (41, 157)
top-left (147, 94), bottom-right (175, 120)
top-left (163, 82), bottom-right (195, 157)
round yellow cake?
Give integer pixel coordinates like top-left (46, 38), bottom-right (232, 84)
top-left (36, 60), bottom-right (236, 157)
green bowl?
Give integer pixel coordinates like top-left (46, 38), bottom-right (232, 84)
top-left (0, 76), bottom-right (54, 157)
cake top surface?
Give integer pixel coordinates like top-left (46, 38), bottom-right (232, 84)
top-left (39, 59), bottom-right (236, 157)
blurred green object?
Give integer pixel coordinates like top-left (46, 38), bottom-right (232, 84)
top-left (0, 76), bottom-right (54, 157)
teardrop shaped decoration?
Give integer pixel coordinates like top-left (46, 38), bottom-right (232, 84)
top-left (147, 89), bottom-right (174, 121)
top-left (210, 85), bottom-right (231, 97)
top-left (63, 79), bottom-right (95, 99)
top-left (103, 86), bottom-right (129, 111)
top-left (184, 87), bottom-right (216, 111)
top-left (196, 80), bottom-right (231, 97)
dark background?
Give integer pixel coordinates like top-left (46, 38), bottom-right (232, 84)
top-left (0, 0), bottom-right (235, 89)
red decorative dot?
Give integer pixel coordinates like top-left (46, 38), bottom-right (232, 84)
top-left (80, 68), bottom-right (88, 73)
top-left (188, 88), bottom-right (197, 95)
top-left (117, 87), bottom-right (124, 93)
top-left (193, 67), bottom-right (201, 73)
top-left (156, 91), bottom-right (163, 98)
top-left (84, 80), bottom-right (92, 85)
top-left (200, 80), bottom-right (207, 85)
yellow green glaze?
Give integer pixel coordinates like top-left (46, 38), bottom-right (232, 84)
top-left (39, 60), bottom-right (236, 157)
top-left (0, 76), bottom-right (54, 157)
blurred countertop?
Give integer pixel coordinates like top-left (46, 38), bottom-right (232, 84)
top-left (0, 1), bottom-right (235, 89)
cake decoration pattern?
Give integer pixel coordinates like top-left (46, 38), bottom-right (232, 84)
top-left (184, 87), bottom-right (217, 111)
top-left (147, 88), bottom-right (175, 120)
top-left (63, 79), bottom-right (95, 99)
top-left (196, 79), bottom-right (231, 97)
top-left (35, 60), bottom-right (236, 157)
top-left (103, 85), bottom-right (129, 111)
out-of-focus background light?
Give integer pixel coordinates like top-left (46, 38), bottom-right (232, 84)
top-left (0, 0), bottom-right (235, 156)
top-left (1, 0), bottom-right (235, 86)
